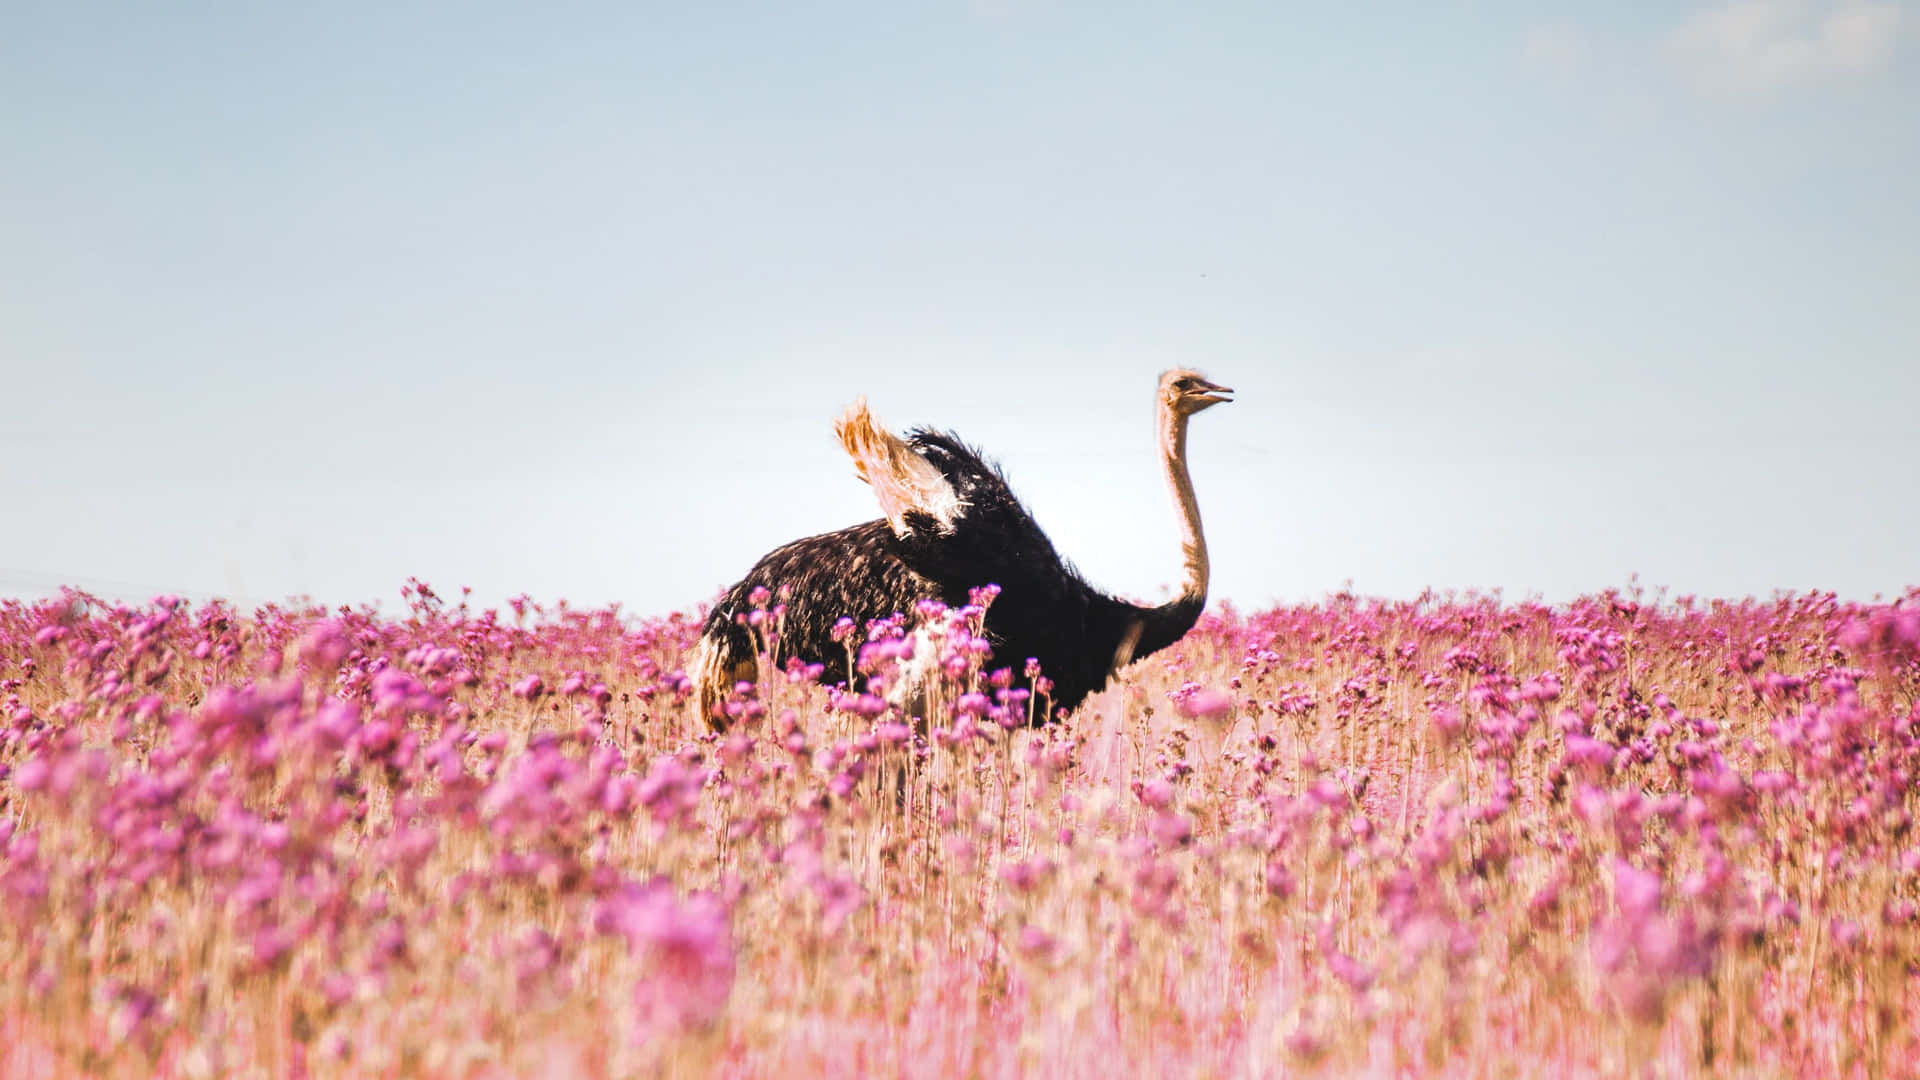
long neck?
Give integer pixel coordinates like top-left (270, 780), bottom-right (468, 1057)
top-left (1119, 403), bottom-right (1209, 666)
top-left (1159, 403), bottom-right (1208, 607)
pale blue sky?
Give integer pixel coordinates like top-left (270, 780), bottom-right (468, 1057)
top-left (4, 2), bottom-right (1915, 615)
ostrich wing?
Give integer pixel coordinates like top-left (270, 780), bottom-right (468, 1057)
top-left (906, 428), bottom-right (1168, 709)
top-left (834, 399), bottom-right (966, 537)
top-left (897, 429), bottom-right (1074, 586)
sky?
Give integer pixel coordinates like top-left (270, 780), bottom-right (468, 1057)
top-left (3, 1), bottom-right (1915, 618)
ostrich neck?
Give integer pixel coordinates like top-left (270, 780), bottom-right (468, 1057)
top-left (1106, 400), bottom-right (1211, 674)
top-left (1158, 405), bottom-right (1208, 606)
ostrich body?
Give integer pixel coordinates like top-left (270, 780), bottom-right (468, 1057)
top-left (692, 369), bottom-right (1231, 725)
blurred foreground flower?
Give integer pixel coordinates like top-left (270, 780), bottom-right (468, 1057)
top-left (594, 879), bottom-right (736, 1032)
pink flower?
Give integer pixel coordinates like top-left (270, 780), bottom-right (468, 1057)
top-left (12, 757), bottom-right (48, 792)
top-left (1176, 688), bottom-right (1233, 720)
top-left (636, 754), bottom-right (709, 828)
top-left (1609, 859), bottom-right (1662, 919)
top-left (297, 620), bottom-right (352, 669)
top-left (251, 925), bottom-right (294, 969)
top-left (1306, 778), bottom-right (1348, 809)
top-left (371, 669), bottom-right (438, 716)
top-left (596, 880), bottom-right (735, 1031)
top-left (1327, 949), bottom-right (1375, 993)
top-left (1149, 811), bottom-right (1193, 848)
top-left (1137, 777), bottom-right (1175, 810)
top-left (999, 857), bottom-right (1053, 893)
top-left (1015, 925), bottom-right (1057, 961)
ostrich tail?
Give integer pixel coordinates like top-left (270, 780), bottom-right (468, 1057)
top-left (834, 398), bottom-right (966, 537)
top-left (690, 631), bottom-right (756, 731)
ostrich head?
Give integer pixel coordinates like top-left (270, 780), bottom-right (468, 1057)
top-left (1159, 369), bottom-right (1235, 417)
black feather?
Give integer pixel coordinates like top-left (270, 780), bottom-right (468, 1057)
top-left (697, 430), bottom-right (1204, 722)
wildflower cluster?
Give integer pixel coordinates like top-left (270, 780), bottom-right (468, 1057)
top-left (1, 582), bottom-right (1917, 1076)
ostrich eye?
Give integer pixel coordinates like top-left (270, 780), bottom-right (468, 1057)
top-left (1174, 377), bottom-right (1194, 391)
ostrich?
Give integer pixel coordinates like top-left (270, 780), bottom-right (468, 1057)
top-left (692, 369), bottom-right (1232, 726)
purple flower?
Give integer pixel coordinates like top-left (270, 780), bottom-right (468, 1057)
top-left (1306, 778), bottom-right (1347, 809)
top-left (999, 856), bottom-right (1054, 894)
top-left (635, 754), bottom-right (709, 828)
top-left (13, 756), bottom-right (48, 792)
top-left (1175, 688), bottom-right (1233, 720)
top-left (297, 620), bottom-right (352, 669)
top-left (1327, 949), bottom-right (1375, 993)
top-left (596, 880), bottom-right (735, 1031)
top-left (1137, 776), bottom-right (1176, 810)
top-left (1610, 859), bottom-right (1662, 919)
top-left (1149, 810), bottom-right (1193, 848)
top-left (1015, 925), bottom-right (1057, 961)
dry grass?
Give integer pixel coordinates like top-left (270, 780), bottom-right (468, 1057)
top-left (1, 583), bottom-right (1917, 1077)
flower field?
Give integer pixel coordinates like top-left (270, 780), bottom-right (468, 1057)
top-left (2, 579), bottom-right (1918, 1078)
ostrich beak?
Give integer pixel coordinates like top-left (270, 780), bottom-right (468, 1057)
top-left (1192, 378), bottom-right (1234, 406)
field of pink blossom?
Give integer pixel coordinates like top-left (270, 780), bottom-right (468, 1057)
top-left (2, 579), bottom-right (1918, 1078)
